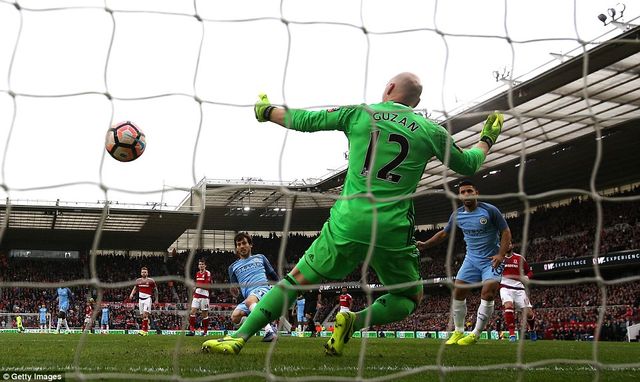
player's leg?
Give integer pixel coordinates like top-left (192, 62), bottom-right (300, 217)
top-left (61, 309), bottom-right (70, 333)
top-left (525, 308), bottom-right (537, 341)
top-left (503, 301), bottom-right (516, 341)
top-left (447, 260), bottom-right (479, 345)
top-left (324, 245), bottom-right (422, 356)
top-left (242, 289), bottom-right (278, 341)
top-left (458, 262), bottom-right (501, 345)
top-left (139, 299), bottom-right (150, 335)
top-left (187, 304), bottom-right (198, 336)
top-left (56, 312), bottom-right (62, 333)
top-left (501, 288), bottom-right (516, 341)
top-left (201, 299), bottom-right (210, 336)
top-left (518, 292), bottom-right (536, 341)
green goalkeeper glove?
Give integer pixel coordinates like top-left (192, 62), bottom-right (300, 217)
top-left (254, 93), bottom-right (276, 122)
top-left (479, 111), bottom-right (504, 149)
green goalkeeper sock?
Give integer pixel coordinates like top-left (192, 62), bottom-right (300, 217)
top-left (234, 275), bottom-right (300, 341)
top-left (353, 293), bottom-right (417, 330)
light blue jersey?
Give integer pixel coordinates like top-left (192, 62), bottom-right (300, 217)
top-left (39, 307), bottom-right (47, 323)
top-left (228, 254), bottom-right (278, 299)
top-left (445, 202), bottom-right (508, 283)
top-left (296, 297), bottom-right (306, 322)
top-left (445, 202), bottom-right (508, 261)
top-left (101, 307), bottom-right (109, 325)
top-left (56, 287), bottom-right (72, 312)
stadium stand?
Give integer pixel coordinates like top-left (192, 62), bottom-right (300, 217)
top-left (1, 186), bottom-right (638, 339)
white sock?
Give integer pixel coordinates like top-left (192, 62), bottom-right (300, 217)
top-left (64, 319), bottom-right (70, 331)
top-left (56, 320), bottom-right (61, 331)
top-left (452, 299), bottom-right (467, 332)
top-left (472, 299), bottom-right (495, 336)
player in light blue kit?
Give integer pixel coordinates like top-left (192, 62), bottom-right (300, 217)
top-left (54, 284), bottom-right (73, 334)
top-left (228, 232), bottom-right (280, 342)
top-left (100, 304), bottom-right (110, 332)
top-left (295, 293), bottom-right (306, 333)
top-left (418, 179), bottom-right (511, 345)
top-left (38, 304), bottom-right (47, 332)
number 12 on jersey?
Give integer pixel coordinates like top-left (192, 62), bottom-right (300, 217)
top-left (360, 131), bottom-right (410, 183)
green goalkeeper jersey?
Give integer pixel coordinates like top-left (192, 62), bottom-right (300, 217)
top-left (287, 101), bottom-right (485, 250)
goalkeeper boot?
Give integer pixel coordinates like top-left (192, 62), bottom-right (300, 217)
top-left (325, 311), bottom-right (356, 356)
top-left (457, 333), bottom-right (478, 346)
top-left (445, 330), bottom-right (464, 345)
top-left (202, 336), bottom-right (245, 355)
top-left (138, 330), bottom-right (148, 336)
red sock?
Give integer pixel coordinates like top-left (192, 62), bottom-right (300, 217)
top-left (189, 315), bottom-right (196, 331)
top-left (202, 318), bottom-right (209, 335)
top-left (142, 318), bottom-right (149, 332)
top-left (504, 309), bottom-right (515, 336)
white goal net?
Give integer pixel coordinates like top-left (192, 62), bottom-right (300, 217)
top-left (0, 0), bottom-right (639, 381)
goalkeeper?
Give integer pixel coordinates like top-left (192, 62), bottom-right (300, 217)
top-left (16, 315), bottom-right (25, 333)
top-left (203, 72), bottom-right (503, 355)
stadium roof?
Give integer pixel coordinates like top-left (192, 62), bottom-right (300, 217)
top-left (182, 25), bottom-right (640, 231)
top-left (0, 203), bottom-right (198, 251)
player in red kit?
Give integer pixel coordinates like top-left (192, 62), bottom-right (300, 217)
top-left (81, 298), bottom-right (95, 332)
top-left (500, 245), bottom-right (536, 342)
top-left (338, 287), bottom-right (353, 313)
top-left (187, 258), bottom-right (213, 336)
top-left (128, 266), bottom-right (158, 336)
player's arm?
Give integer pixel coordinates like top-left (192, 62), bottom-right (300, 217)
top-left (254, 94), bottom-right (349, 133)
top-left (417, 212), bottom-right (455, 252)
top-left (431, 112), bottom-right (503, 176)
top-left (417, 229), bottom-right (448, 252)
top-left (261, 255), bottom-right (279, 281)
top-left (491, 227), bottom-right (512, 269)
top-left (228, 267), bottom-right (240, 298)
top-left (128, 285), bottom-right (137, 301)
top-left (523, 257), bottom-right (533, 279)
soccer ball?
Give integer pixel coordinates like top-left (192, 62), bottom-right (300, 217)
top-left (105, 121), bottom-right (146, 162)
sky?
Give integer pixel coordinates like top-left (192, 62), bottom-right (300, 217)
top-left (0, 0), bottom-right (634, 208)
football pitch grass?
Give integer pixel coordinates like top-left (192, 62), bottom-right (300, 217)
top-left (0, 334), bottom-right (639, 381)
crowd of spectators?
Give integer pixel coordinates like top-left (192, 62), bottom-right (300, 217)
top-left (0, 188), bottom-right (638, 339)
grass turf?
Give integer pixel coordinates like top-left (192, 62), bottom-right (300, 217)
top-left (0, 333), bottom-right (638, 381)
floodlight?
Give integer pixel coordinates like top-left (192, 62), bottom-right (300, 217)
top-left (597, 13), bottom-right (607, 24)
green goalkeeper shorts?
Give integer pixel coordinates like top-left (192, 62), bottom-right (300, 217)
top-left (296, 222), bottom-right (423, 297)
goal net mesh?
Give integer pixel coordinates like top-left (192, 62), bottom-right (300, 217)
top-left (0, 0), bottom-right (639, 381)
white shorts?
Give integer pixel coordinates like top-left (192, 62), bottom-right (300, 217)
top-left (83, 317), bottom-right (92, 325)
top-left (138, 298), bottom-right (152, 314)
top-left (500, 287), bottom-right (532, 310)
top-left (191, 297), bottom-right (210, 311)
top-left (339, 306), bottom-right (351, 313)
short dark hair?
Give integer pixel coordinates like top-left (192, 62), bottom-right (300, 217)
top-left (198, 258), bottom-right (206, 264)
top-left (141, 266), bottom-right (148, 271)
top-left (458, 179), bottom-right (477, 190)
top-left (234, 232), bottom-right (252, 246)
